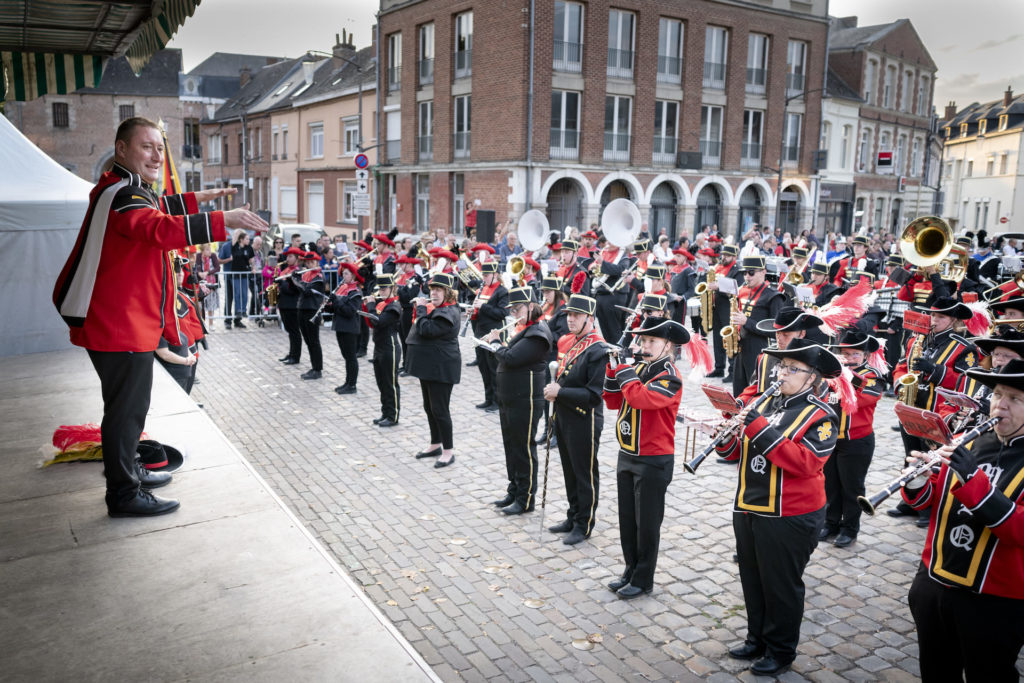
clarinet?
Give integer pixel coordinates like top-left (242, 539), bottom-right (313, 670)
top-left (684, 380), bottom-right (783, 474)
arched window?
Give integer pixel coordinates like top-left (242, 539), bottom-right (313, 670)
top-left (696, 185), bottom-right (722, 235)
top-left (738, 186), bottom-right (762, 235)
top-left (547, 178), bottom-right (584, 233)
top-left (648, 183), bottom-right (678, 243)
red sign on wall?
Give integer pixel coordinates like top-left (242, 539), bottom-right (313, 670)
top-left (877, 150), bottom-right (893, 173)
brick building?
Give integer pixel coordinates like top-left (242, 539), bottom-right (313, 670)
top-left (378, 0), bottom-right (830, 242)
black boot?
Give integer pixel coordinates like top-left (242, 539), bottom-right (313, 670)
top-left (562, 525), bottom-right (589, 545)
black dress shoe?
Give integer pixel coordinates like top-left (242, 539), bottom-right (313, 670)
top-left (485, 403), bottom-right (499, 413)
top-left (225, 320), bottom-right (233, 329)
top-left (916, 516), bottom-right (931, 528)
top-left (563, 527), bottom-right (589, 545)
top-left (707, 369), bottom-right (725, 378)
top-left (475, 401), bottom-right (491, 409)
top-left (548, 519), bottom-right (573, 533)
top-left (279, 355), bottom-right (293, 362)
top-left (415, 447), bottom-right (443, 459)
top-left (616, 584), bottom-right (652, 600)
top-left (494, 494), bottom-right (515, 507)
top-left (335, 384), bottom-right (356, 394)
top-left (819, 526), bottom-right (839, 542)
top-left (501, 501), bottom-right (527, 515)
top-left (234, 319), bottom-right (246, 328)
top-left (887, 505), bottom-right (916, 518)
top-left (301, 369), bottom-right (321, 380)
top-left (833, 533), bottom-right (856, 548)
top-left (135, 462), bottom-right (172, 489)
top-left (282, 358), bottom-right (300, 365)
top-left (467, 359), bottom-right (479, 367)
top-left (377, 418), bottom-right (399, 427)
top-left (728, 642), bottom-right (765, 660)
top-left (107, 489), bottom-right (180, 518)
top-left (434, 455), bottom-right (455, 469)
top-left (750, 654), bottom-right (792, 676)
top-left (607, 576), bottom-right (630, 592)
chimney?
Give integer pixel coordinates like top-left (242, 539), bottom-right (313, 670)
top-left (239, 66), bottom-right (252, 87)
top-left (333, 28), bottom-right (357, 61)
top-left (1005, 86), bottom-right (1014, 107)
top-left (944, 101), bottom-right (957, 121)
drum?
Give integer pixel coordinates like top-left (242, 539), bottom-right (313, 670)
top-left (686, 296), bottom-right (701, 318)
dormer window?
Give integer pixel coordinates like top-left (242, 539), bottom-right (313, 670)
top-left (1000, 114), bottom-right (1009, 131)
top-left (960, 123), bottom-right (969, 137)
top-left (979, 119), bottom-right (987, 135)
top-left (944, 126), bottom-right (951, 139)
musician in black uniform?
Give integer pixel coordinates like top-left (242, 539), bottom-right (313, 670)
top-left (407, 273), bottom-right (462, 468)
top-left (544, 294), bottom-right (606, 545)
top-left (731, 255), bottom-right (786, 395)
top-left (556, 238), bottom-right (592, 298)
top-left (296, 250), bottom-right (326, 380)
top-left (276, 247), bottom-right (305, 365)
top-left (807, 262), bottom-right (840, 307)
top-left (330, 262), bottom-right (363, 394)
top-left (368, 273), bottom-right (403, 427)
top-left (708, 243), bottom-right (742, 379)
top-left (470, 262), bottom-right (509, 412)
top-left (537, 276), bottom-right (569, 444)
top-left (831, 235), bottom-right (880, 285)
top-left (591, 240), bottom-right (631, 345)
top-left (488, 287), bottom-right (553, 515)
top-left (353, 240), bottom-right (375, 356)
top-left (669, 250), bottom-right (698, 326)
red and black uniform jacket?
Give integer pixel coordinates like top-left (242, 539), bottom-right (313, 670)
top-left (297, 268), bottom-right (325, 311)
top-left (373, 250), bottom-right (396, 273)
top-left (553, 331), bottom-right (607, 418)
top-left (717, 389), bottom-right (838, 517)
top-left (893, 329), bottom-right (980, 411)
top-left (811, 280), bottom-right (840, 307)
top-left (470, 281), bottom-right (509, 335)
top-left (557, 261), bottom-right (592, 297)
top-left (53, 162), bottom-right (227, 351)
top-left (903, 430), bottom-right (1024, 599)
top-left (602, 356), bottom-right (682, 456)
top-left (331, 281), bottom-right (363, 334)
top-left (898, 271), bottom-right (951, 307)
top-left (832, 256), bottom-right (877, 287)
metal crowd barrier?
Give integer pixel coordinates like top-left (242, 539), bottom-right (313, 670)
top-left (215, 269), bottom-right (281, 326)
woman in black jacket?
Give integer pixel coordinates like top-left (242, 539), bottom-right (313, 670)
top-left (488, 287), bottom-right (554, 514)
top-left (407, 273), bottom-right (462, 468)
top-left (296, 250), bottom-right (326, 380)
top-left (275, 247), bottom-right (305, 365)
top-left (536, 275), bottom-right (568, 444)
top-left (330, 262), bottom-right (363, 394)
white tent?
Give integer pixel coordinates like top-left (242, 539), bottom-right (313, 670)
top-left (0, 114), bottom-right (93, 356)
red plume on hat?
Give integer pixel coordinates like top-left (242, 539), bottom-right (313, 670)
top-left (826, 366), bottom-right (859, 414)
top-left (47, 423), bottom-right (148, 467)
top-left (571, 271), bottom-right (586, 294)
top-left (817, 282), bottom-right (873, 337)
top-left (964, 300), bottom-right (992, 337)
top-left (867, 338), bottom-right (889, 376)
top-left (685, 333), bottom-right (714, 381)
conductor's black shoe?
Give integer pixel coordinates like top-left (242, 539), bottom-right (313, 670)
top-left (563, 527), bottom-right (589, 546)
top-left (501, 501), bottom-right (528, 515)
top-left (301, 369), bottom-right (321, 380)
top-left (335, 384), bottom-right (356, 394)
top-left (224, 320), bottom-right (232, 329)
top-left (548, 519), bottom-right (574, 533)
top-left (467, 359), bottom-right (479, 367)
top-left (833, 533), bottom-right (856, 548)
top-left (485, 403), bottom-right (499, 413)
top-left (282, 358), bottom-right (300, 365)
top-left (819, 526), bottom-right (839, 542)
top-left (707, 369), bottom-right (725, 378)
top-left (377, 418), bottom-right (399, 427)
top-left (433, 455), bottom-right (455, 469)
top-left (916, 517), bottom-right (931, 528)
top-left (107, 489), bottom-right (180, 518)
top-left (279, 355), bottom-right (293, 362)
top-left (750, 654), bottom-right (792, 676)
top-left (728, 642), bottom-right (765, 660)
top-left (616, 584), bottom-right (652, 600)
top-left (415, 447), bottom-right (442, 459)
top-left (494, 494), bottom-right (515, 507)
top-left (475, 401), bottom-right (491, 409)
top-left (607, 576), bottom-right (630, 592)
top-left (135, 461), bottom-right (172, 489)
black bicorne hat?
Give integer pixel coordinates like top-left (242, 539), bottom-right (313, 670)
top-left (965, 358), bottom-right (1024, 391)
top-left (922, 296), bottom-right (972, 320)
top-left (755, 305), bottom-right (824, 334)
top-left (506, 287), bottom-right (535, 307)
top-left (741, 255), bottom-right (766, 270)
top-left (565, 294), bottom-right (596, 315)
top-left (763, 337), bottom-right (843, 378)
top-left (428, 272), bottom-right (457, 291)
top-left (634, 316), bottom-right (690, 344)
top-left (833, 329), bottom-right (880, 353)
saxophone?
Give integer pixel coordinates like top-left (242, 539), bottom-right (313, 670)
top-left (721, 296), bottom-right (740, 358)
top-left (695, 266), bottom-right (716, 334)
top-left (898, 334), bottom-right (924, 406)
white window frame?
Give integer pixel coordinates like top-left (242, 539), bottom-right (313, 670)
top-left (883, 65), bottom-right (896, 108)
top-left (553, 1), bottom-right (584, 72)
top-left (454, 95), bottom-right (471, 157)
top-left (551, 90), bottom-right (581, 156)
top-left (208, 133), bottom-right (222, 163)
top-left (895, 134), bottom-right (906, 174)
top-left (653, 99), bottom-right (678, 161)
top-left (903, 71), bottom-right (914, 112)
top-left (786, 40), bottom-right (807, 95)
top-left (746, 33), bottom-right (769, 94)
top-left (419, 100), bottom-right (434, 159)
top-left (309, 122), bottom-right (324, 159)
top-left (341, 180), bottom-right (357, 223)
top-left (280, 186), bottom-right (297, 218)
top-left (841, 125), bottom-right (852, 169)
top-left (703, 26), bottom-right (728, 89)
top-left (388, 33), bottom-right (402, 89)
top-left (454, 12), bottom-right (473, 77)
top-left (343, 118), bottom-right (360, 155)
top-left (1000, 153), bottom-right (1009, 175)
top-left (607, 9), bottom-right (635, 78)
top-left (281, 127), bottom-right (289, 159)
top-left (864, 59), bottom-right (878, 105)
top-left (604, 94), bottom-right (632, 160)
top-left (741, 109), bottom-right (763, 167)
top-left (918, 76), bottom-right (930, 115)
top-left (910, 138), bottom-right (921, 177)
top-left (415, 174), bottom-right (430, 231)
top-left (783, 113), bottom-right (802, 163)
top-left (657, 18), bottom-right (683, 83)
top-left (700, 104), bottom-right (723, 166)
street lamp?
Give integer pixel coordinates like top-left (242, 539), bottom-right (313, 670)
top-left (772, 86), bottom-right (826, 235)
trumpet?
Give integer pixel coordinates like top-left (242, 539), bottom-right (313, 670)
top-left (684, 380), bottom-right (782, 474)
top-left (857, 417), bottom-right (1000, 515)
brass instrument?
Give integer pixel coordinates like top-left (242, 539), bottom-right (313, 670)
top-left (506, 255), bottom-right (527, 288)
top-left (898, 333), bottom-right (925, 405)
top-left (266, 282), bottom-right (279, 306)
top-left (858, 417), bottom-right (1000, 515)
top-left (414, 243), bottom-right (431, 269)
top-left (784, 245), bottom-right (817, 285)
top-left (993, 318), bottom-right (1024, 333)
top-left (457, 255), bottom-right (484, 288)
top-left (684, 380), bottom-right (783, 474)
top-left (899, 215), bottom-right (953, 275)
top-left (593, 198), bottom-right (642, 292)
top-left (982, 272), bottom-right (1024, 299)
top-left (695, 266), bottom-right (717, 333)
top-left (721, 296), bottom-right (740, 358)
top-left (939, 244), bottom-right (969, 283)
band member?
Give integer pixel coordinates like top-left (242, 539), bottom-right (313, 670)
top-left (822, 330), bottom-right (884, 548)
top-left (556, 238), bottom-right (592, 298)
top-left (831, 235), bottom-right (879, 286)
top-left (592, 238), bottom-right (630, 345)
top-left (707, 243), bottom-right (741, 379)
top-left (890, 297), bottom-right (980, 524)
top-left (277, 247), bottom-right (305, 365)
top-left (780, 246), bottom-right (814, 292)
top-left (297, 250), bottom-right (326, 380)
top-left (487, 288), bottom-right (553, 514)
top-left (958, 328), bottom-right (1024, 421)
top-left (669, 249), bottom-right (698, 326)
top-left (470, 261), bottom-right (509, 411)
top-left (806, 262), bottom-right (840, 307)
top-left (603, 317), bottom-right (687, 599)
top-left (876, 255), bottom-right (911, 381)
top-left (352, 240), bottom-right (374, 356)
top-left (734, 307), bottom-right (827, 407)
top-left (717, 339), bottom-right (842, 675)
top-left (898, 264), bottom-right (951, 307)
top-left (544, 294), bottom-right (606, 544)
top-left (580, 229), bottom-right (598, 260)
top-left (991, 296), bottom-right (1024, 323)
top-left (371, 232), bottom-right (397, 273)
top-left (902, 360), bottom-right (1024, 682)
top-left (731, 255), bottom-right (786, 395)
top-left (330, 262), bottom-right (363, 394)
top-left (536, 276), bottom-right (568, 445)
top-left (407, 273), bottom-right (462, 468)
top-left (367, 274), bottom-right (403, 427)
top-left (393, 255), bottom-right (423, 374)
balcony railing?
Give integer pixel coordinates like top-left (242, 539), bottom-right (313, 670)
top-left (454, 49), bottom-right (472, 79)
top-left (656, 55), bottom-right (682, 83)
top-left (653, 135), bottom-right (676, 164)
top-left (182, 144), bottom-right (202, 159)
top-left (746, 67), bottom-right (766, 94)
top-left (783, 144), bottom-right (800, 162)
top-left (603, 132), bottom-right (630, 161)
top-left (418, 58), bottom-right (433, 86)
top-left (741, 142), bottom-right (762, 168)
top-left (703, 61), bottom-right (726, 89)
top-left (553, 41), bottom-right (582, 73)
top-left (454, 131), bottom-right (471, 158)
top-left (385, 139), bottom-right (401, 162)
top-left (700, 139), bottom-right (722, 167)
top-left (606, 47), bottom-right (634, 79)
top-left (387, 66), bottom-right (401, 91)
top-left (418, 135), bottom-right (433, 161)
top-left (549, 128), bottom-right (579, 160)
top-left (786, 72), bottom-right (805, 97)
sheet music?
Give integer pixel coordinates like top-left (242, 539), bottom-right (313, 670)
top-left (717, 277), bottom-right (738, 296)
top-left (794, 285), bottom-right (814, 305)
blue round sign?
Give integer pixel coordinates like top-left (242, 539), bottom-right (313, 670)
top-left (354, 154), bottom-right (369, 169)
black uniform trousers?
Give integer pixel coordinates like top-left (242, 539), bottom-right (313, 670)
top-left (358, 317), bottom-right (370, 354)
top-left (87, 350), bottom-right (153, 506)
top-left (420, 380), bottom-right (454, 449)
top-left (279, 306), bottom-right (302, 361)
top-left (733, 335), bottom-right (768, 396)
top-left (733, 506), bottom-right (825, 663)
top-left (335, 331), bottom-right (359, 387)
top-left (498, 395), bottom-right (543, 508)
top-left (373, 334), bottom-right (402, 422)
top-left (883, 322), bottom-right (905, 386)
top-left (595, 291), bottom-right (626, 345)
top-left (711, 303), bottom-right (731, 374)
top-left (475, 346), bottom-right (499, 404)
top-left (298, 312), bottom-right (323, 371)
top-left (399, 307), bottom-right (413, 370)
top-left (554, 406), bottom-right (603, 535)
top-left (616, 452), bottom-right (674, 590)
top-left (908, 564), bottom-right (1024, 683)
top-left (824, 434), bottom-right (874, 535)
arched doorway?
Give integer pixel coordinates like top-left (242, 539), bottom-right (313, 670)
top-left (738, 186), bottom-right (762, 237)
top-left (547, 178), bottom-right (584, 233)
top-left (695, 184), bottom-right (722, 235)
top-left (648, 183), bottom-right (678, 244)
top-left (778, 185), bottom-right (801, 233)
top-left (599, 179), bottom-right (633, 221)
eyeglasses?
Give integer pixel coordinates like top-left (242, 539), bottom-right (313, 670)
top-left (743, 270), bottom-right (760, 277)
top-left (777, 364), bottom-right (813, 375)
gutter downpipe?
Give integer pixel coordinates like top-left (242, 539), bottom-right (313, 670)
top-left (525, 0), bottom-right (535, 215)
top-left (376, 14), bottom-right (384, 233)
top-left (812, 0), bottom-right (830, 237)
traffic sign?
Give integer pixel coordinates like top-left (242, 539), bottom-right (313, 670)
top-left (1002, 216), bottom-right (1009, 224)
top-left (354, 207), bottom-right (371, 217)
top-left (355, 169), bottom-right (369, 181)
top-left (353, 195), bottom-right (371, 210)
top-left (356, 179), bottom-right (369, 194)
top-left (354, 153), bottom-right (369, 169)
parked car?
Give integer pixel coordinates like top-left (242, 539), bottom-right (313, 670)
top-left (268, 222), bottom-right (326, 250)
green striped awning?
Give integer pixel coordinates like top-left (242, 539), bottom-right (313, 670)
top-left (0, 0), bottom-right (200, 102)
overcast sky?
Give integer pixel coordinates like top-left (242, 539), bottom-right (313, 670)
top-left (167, 0), bottom-right (1023, 111)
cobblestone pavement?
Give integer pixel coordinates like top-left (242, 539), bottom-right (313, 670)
top-left (193, 324), bottom-right (1021, 682)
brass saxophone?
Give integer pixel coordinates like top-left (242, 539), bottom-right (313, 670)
top-left (721, 296), bottom-right (740, 358)
top-left (695, 266), bottom-right (716, 334)
top-left (898, 334), bottom-right (924, 405)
